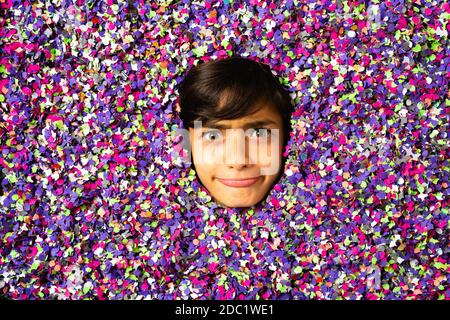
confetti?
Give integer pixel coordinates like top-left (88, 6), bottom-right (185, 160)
top-left (0, 0), bottom-right (449, 300)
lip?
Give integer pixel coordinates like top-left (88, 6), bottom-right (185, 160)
top-left (216, 176), bottom-right (261, 188)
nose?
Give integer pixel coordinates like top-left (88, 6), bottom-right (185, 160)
top-left (223, 129), bottom-right (251, 169)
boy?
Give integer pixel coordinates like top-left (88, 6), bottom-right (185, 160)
top-left (176, 56), bottom-right (294, 208)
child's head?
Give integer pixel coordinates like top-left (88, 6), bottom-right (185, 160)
top-left (177, 56), bottom-right (294, 208)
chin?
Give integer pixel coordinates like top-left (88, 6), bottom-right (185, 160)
top-left (217, 197), bottom-right (259, 209)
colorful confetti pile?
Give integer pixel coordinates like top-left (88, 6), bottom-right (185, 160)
top-left (1, 0), bottom-right (449, 299)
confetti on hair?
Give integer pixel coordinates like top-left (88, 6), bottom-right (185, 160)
top-left (0, 0), bottom-right (449, 300)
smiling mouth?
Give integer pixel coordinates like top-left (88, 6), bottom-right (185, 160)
top-left (216, 176), bottom-right (261, 188)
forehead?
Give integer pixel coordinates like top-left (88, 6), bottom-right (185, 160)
top-left (203, 104), bottom-right (283, 129)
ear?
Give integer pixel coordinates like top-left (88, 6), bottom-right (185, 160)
top-left (175, 99), bottom-right (181, 113)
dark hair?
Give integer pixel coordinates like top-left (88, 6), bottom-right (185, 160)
top-left (177, 56), bottom-right (294, 147)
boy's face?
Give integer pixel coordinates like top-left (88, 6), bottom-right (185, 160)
top-left (188, 104), bottom-right (284, 208)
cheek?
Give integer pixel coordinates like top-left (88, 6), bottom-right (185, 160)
top-left (190, 143), bottom-right (217, 181)
top-left (250, 137), bottom-right (283, 169)
top-left (194, 164), bottom-right (215, 182)
top-left (261, 174), bottom-right (280, 195)
top-left (192, 141), bottom-right (224, 166)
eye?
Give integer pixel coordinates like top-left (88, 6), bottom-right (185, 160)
top-left (248, 128), bottom-right (271, 138)
top-left (202, 130), bottom-right (222, 142)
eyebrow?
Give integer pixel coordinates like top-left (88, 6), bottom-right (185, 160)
top-left (202, 119), bottom-right (279, 130)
